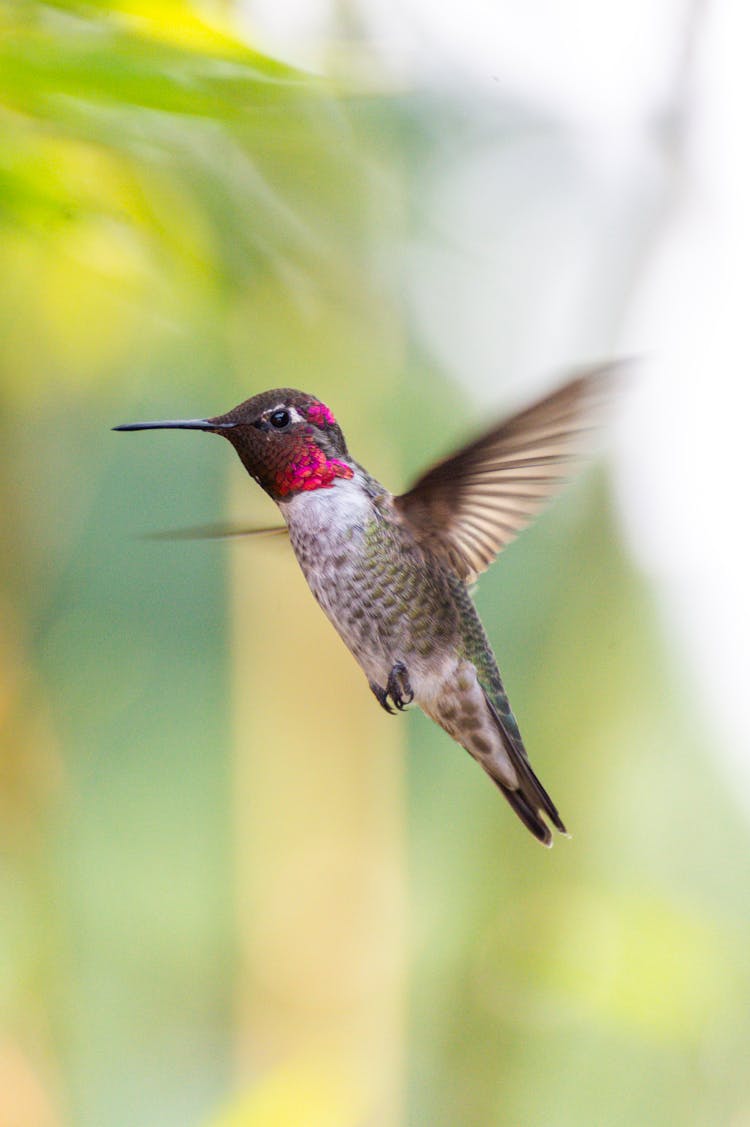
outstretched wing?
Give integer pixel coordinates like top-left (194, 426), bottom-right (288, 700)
top-left (394, 361), bottom-right (623, 582)
top-left (141, 523), bottom-right (288, 542)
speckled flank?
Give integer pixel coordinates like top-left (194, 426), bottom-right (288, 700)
top-left (419, 655), bottom-right (519, 789)
top-left (284, 471), bottom-right (461, 688)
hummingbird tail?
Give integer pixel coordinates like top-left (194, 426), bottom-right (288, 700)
top-left (482, 691), bottom-right (567, 847)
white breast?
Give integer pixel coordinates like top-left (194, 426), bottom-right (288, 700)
top-left (279, 473), bottom-right (372, 538)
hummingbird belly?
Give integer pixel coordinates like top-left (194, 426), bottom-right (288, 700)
top-left (282, 478), bottom-right (461, 690)
top-left (284, 480), bottom-right (525, 797)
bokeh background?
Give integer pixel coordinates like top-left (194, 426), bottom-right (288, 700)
top-left (2, 2), bottom-right (750, 1125)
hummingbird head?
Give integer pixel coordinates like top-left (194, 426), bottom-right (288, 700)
top-left (210, 388), bottom-right (354, 501)
top-left (114, 389), bottom-right (354, 502)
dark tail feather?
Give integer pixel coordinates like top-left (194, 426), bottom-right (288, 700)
top-left (482, 690), bottom-right (567, 847)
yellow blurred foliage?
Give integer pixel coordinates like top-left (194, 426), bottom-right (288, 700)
top-left (206, 1054), bottom-right (364, 1127)
top-left (0, 1039), bottom-right (62, 1127)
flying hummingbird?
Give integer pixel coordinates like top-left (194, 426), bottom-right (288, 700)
top-left (115, 364), bottom-right (617, 845)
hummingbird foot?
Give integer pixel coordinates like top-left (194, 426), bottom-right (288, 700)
top-left (369, 680), bottom-right (396, 715)
top-left (369, 662), bottom-right (414, 714)
top-left (387, 661), bottom-right (414, 711)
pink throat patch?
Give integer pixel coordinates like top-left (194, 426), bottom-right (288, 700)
top-left (276, 442), bottom-right (353, 496)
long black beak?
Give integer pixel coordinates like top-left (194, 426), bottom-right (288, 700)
top-left (112, 419), bottom-right (236, 432)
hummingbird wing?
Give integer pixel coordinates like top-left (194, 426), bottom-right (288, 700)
top-left (141, 523), bottom-right (288, 541)
top-left (394, 362), bottom-right (620, 583)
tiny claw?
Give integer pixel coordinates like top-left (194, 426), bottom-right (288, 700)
top-left (370, 680), bottom-right (396, 715)
top-left (387, 661), bottom-right (414, 711)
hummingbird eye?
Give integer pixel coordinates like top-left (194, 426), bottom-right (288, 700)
top-left (269, 408), bottom-right (291, 429)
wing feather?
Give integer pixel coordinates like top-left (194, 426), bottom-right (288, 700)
top-left (142, 523), bottom-right (288, 541)
top-left (394, 362), bottom-right (623, 582)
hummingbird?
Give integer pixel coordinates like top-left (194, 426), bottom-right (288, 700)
top-left (114, 364), bottom-right (617, 845)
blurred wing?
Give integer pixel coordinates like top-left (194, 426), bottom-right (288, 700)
top-left (141, 523), bottom-right (288, 542)
top-left (394, 361), bottom-right (623, 582)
